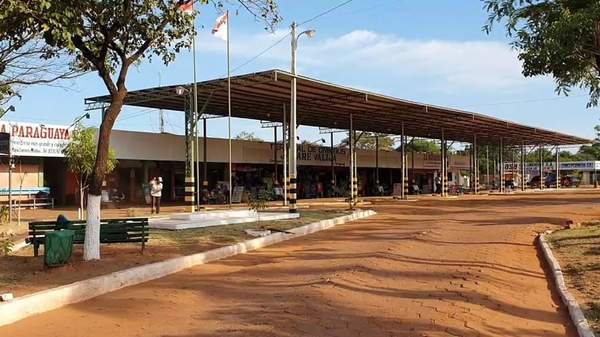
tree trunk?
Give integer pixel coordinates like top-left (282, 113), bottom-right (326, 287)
top-left (83, 194), bottom-right (101, 260)
top-left (83, 91), bottom-right (126, 261)
top-left (79, 180), bottom-right (84, 220)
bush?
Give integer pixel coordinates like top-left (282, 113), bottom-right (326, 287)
top-left (0, 232), bottom-right (15, 256)
top-left (0, 206), bottom-right (9, 224)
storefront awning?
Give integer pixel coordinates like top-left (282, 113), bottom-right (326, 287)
top-left (85, 69), bottom-right (591, 146)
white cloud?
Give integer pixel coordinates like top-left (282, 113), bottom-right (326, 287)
top-left (198, 29), bottom-right (542, 94)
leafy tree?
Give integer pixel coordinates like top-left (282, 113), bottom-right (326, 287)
top-left (405, 139), bottom-right (440, 154)
top-left (12, 0), bottom-right (280, 260)
top-left (235, 131), bottom-right (264, 141)
top-left (0, 0), bottom-right (78, 111)
top-left (341, 132), bottom-right (395, 150)
top-left (575, 125), bottom-right (600, 160)
top-left (483, 1), bottom-right (600, 107)
top-left (63, 125), bottom-right (117, 219)
top-left (247, 189), bottom-right (272, 225)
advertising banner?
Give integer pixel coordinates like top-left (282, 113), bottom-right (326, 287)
top-left (0, 121), bottom-right (71, 157)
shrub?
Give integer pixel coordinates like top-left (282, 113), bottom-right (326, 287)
top-left (0, 232), bottom-right (15, 256)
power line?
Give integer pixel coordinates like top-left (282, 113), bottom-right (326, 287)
top-left (118, 109), bottom-right (152, 122)
top-left (299, 0), bottom-right (354, 26)
top-left (231, 0), bottom-right (355, 74)
top-left (231, 33), bottom-right (290, 74)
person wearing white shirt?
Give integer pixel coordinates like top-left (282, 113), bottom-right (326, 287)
top-left (150, 177), bottom-right (163, 214)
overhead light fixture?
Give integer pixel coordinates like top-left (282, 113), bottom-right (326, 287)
top-left (304, 30), bottom-right (316, 38)
top-left (175, 86), bottom-right (189, 96)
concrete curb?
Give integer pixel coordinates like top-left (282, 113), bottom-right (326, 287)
top-left (0, 209), bottom-right (376, 327)
top-left (538, 233), bottom-right (596, 337)
top-left (11, 240), bottom-right (28, 252)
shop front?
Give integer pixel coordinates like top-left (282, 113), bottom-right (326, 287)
top-left (0, 121), bottom-right (474, 207)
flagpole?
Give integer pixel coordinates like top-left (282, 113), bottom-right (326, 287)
top-left (227, 10), bottom-right (232, 208)
top-left (192, 3), bottom-right (200, 211)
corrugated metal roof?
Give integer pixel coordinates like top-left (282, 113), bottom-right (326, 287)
top-left (86, 69), bottom-right (591, 146)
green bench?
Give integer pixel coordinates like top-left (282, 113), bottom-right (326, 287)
top-left (26, 218), bottom-right (149, 256)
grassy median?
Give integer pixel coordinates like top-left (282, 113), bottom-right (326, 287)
top-left (150, 210), bottom-right (349, 247)
top-left (547, 225), bottom-right (600, 333)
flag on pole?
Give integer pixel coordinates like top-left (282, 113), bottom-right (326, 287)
top-left (177, 0), bottom-right (193, 14)
top-left (212, 13), bottom-right (228, 41)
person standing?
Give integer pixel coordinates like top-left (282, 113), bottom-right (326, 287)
top-left (317, 181), bottom-right (324, 198)
top-left (435, 175), bottom-right (442, 195)
top-left (150, 177), bottom-right (163, 214)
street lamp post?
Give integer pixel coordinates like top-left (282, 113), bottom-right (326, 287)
top-left (68, 113), bottom-right (91, 129)
top-left (289, 22), bottom-right (315, 213)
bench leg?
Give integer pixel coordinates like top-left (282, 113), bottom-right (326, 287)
top-left (34, 243), bottom-right (39, 257)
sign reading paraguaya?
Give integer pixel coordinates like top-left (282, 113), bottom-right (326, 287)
top-left (0, 121), bottom-right (71, 157)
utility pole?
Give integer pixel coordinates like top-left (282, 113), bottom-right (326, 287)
top-left (289, 22), bottom-right (315, 213)
top-left (8, 156), bottom-right (12, 223)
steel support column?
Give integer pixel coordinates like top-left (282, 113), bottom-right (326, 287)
top-left (539, 145), bottom-right (544, 190)
top-left (195, 116), bottom-right (200, 210)
top-left (499, 139), bottom-right (504, 193)
top-left (353, 133), bottom-right (358, 203)
top-left (441, 129), bottom-right (446, 197)
top-left (400, 122), bottom-right (408, 199)
top-left (349, 114), bottom-right (355, 205)
top-left (330, 132), bottom-right (335, 191)
top-left (444, 140), bottom-right (448, 197)
top-left (282, 103), bottom-right (287, 206)
top-left (493, 152), bottom-right (497, 190)
top-left (521, 143), bottom-right (525, 191)
top-left (184, 95), bottom-right (195, 212)
top-left (473, 135), bottom-right (478, 194)
top-left (486, 146), bottom-right (490, 190)
top-left (469, 144), bottom-right (473, 192)
top-left (375, 135), bottom-right (379, 187)
top-left (288, 104), bottom-right (297, 212)
top-left (273, 126), bottom-right (278, 184)
top-left (555, 145), bottom-right (560, 189)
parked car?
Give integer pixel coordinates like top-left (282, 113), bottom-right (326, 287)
top-left (528, 175), bottom-right (542, 188)
top-left (552, 175), bottom-right (580, 188)
top-left (505, 179), bottom-right (516, 190)
top-left (529, 174), bottom-right (581, 188)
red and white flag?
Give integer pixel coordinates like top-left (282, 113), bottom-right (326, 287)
top-left (177, 0), bottom-right (193, 14)
top-left (212, 13), bottom-right (228, 41)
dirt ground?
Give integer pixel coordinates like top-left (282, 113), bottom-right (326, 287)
top-left (2, 190), bottom-right (600, 337)
top-left (0, 210), bottom-right (346, 297)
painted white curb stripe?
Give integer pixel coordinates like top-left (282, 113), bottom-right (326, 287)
top-left (0, 210), bottom-right (376, 327)
top-left (538, 234), bottom-right (596, 337)
top-left (12, 240), bottom-right (28, 252)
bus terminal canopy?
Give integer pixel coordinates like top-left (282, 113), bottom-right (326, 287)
top-left (86, 69), bottom-right (590, 146)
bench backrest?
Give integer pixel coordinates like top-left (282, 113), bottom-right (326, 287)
top-left (28, 218), bottom-right (149, 244)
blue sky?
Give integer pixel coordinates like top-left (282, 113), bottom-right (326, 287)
top-left (4, 0), bottom-right (596, 149)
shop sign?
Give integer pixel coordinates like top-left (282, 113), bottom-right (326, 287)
top-left (423, 160), bottom-right (441, 169)
top-left (504, 161), bottom-right (600, 172)
top-left (560, 161), bottom-right (600, 170)
top-left (272, 143), bottom-right (344, 164)
top-left (0, 121), bottom-right (71, 157)
top-left (295, 144), bottom-right (346, 163)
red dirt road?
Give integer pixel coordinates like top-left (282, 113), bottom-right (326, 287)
top-left (3, 191), bottom-right (600, 337)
